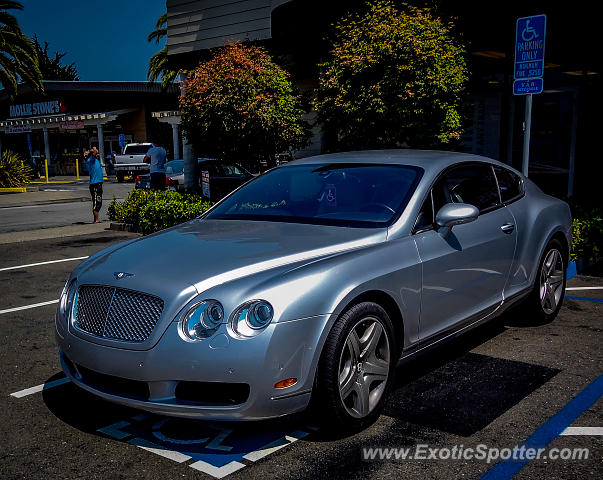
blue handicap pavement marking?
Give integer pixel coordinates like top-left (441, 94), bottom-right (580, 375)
top-left (565, 295), bottom-right (603, 304)
top-left (479, 373), bottom-right (603, 479)
top-left (97, 413), bottom-right (311, 478)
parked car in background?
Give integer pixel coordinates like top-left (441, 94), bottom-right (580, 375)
top-left (135, 160), bottom-right (183, 191)
top-left (56, 150), bottom-right (571, 430)
top-left (114, 143), bottom-right (152, 183)
top-left (197, 158), bottom-right (253, 200)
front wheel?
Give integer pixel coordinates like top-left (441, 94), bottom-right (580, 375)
top-left (314, 302), bottom-right (395, 430)
top-left (524, 239), bottom-right (566, 321)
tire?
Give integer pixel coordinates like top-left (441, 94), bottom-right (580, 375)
top-left (116, 172), bottom-right (125, 183)
top-left (524, 238), bottom-right (567, 321)
top-left (313, 302), bottom-right (396, 431)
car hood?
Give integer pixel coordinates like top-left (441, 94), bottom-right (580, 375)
top-left (76, 219), bottom-right (387, 298)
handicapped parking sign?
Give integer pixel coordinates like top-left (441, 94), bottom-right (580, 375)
top-left (514, 14), bottom-right (546, 80)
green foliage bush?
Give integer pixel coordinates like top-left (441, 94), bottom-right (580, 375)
top-left (108, 189), bottom-right (212, 235)
top-left (315, 1), bottom-right (468, 150)
top-left (0, 151), bottom-right (32, 187)
top-left (571, 213), bottom-right (603, 263)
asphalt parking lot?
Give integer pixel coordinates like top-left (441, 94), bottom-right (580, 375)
top-left (1, 231), bottom-right (601, 479)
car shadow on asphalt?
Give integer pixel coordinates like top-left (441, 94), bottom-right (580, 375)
top-left (383, 310), bottom-right (560, 437)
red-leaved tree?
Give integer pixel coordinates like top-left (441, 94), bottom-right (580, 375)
top-left (179, 42), bottom-right (310, 168)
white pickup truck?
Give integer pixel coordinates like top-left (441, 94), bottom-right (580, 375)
top-left (114, 143), bottom-right (152, 182)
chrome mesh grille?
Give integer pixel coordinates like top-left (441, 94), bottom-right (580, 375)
top-left (74, 285), bottom-right (164, 342)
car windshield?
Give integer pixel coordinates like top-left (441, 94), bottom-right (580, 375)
top-left (165, 160), bottom-right (184, 175)
top-left (206, 163), bottom-right (423, 227)
top-left (123, 145), bottom-right (152, 155)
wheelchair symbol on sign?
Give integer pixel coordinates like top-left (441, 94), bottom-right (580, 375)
top-left (521, 19), bottom-right (539, 41)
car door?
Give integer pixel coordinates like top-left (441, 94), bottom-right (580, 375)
top-left (413, 163), bottom-right (517, 340)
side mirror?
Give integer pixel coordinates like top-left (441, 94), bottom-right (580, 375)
top-left (435, 203), bottom-right (479, 230)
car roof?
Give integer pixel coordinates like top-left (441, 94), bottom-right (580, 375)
top-left (287, 149), bottom-right (512, 173)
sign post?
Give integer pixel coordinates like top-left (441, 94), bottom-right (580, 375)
top-left (513, 14), bottom-right (546, 177)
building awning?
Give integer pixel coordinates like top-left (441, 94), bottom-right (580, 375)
top-left (152, 110), bottom-right (181, 125)
top-left (0, 108), bottom-right (136, 130)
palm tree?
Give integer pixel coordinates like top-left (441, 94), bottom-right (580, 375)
top-left (0, 0), bottom-right (42, 98)
top-left (32, 34), bottom-right (79, 80)
top-left (147, 12), bottom-right (177, 89)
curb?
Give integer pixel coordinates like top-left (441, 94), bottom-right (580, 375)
top-left (0, 187), bottom-right (26, 193)
top-left (109, 222), bottom-right (139, 233)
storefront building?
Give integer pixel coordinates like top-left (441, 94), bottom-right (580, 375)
top-left (164, 0), bottom-right (600, 200)
top-left (0, 81), bottom-right (179, 175)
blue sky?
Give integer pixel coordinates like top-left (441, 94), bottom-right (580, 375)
top-left (16, 0), bottom-right (166, 81)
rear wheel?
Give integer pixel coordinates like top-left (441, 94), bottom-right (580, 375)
top-left (524, 239), bottom-right (566, 321)
top-left (116, 171), bottom-right (125, 183)
top-left (314, 302), bottom-right (395, 430)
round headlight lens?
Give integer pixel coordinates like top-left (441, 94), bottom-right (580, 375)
top-left (248, 302), bottom-right (273, 329)
top-left (230, 300), bottom-right (274, 338)
top-left (204, 302), bottom-right (224, 329)
top-left (181, 300), bottom-right (224, 341)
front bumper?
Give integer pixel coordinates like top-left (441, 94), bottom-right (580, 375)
top-left (56, 314), bottom-right (329, 420)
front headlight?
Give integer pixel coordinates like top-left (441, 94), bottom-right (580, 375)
top-left (229, 300), bottom-right (274, 338)
top-left (180, 300), bottom-right (224, 342)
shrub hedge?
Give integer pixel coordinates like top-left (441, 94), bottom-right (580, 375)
top-left (571, 213), bottom-right (602, 263)
top-left (108, 189), bottom-right (213, 235)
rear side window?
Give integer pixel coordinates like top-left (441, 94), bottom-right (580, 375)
top-left (494, 166), bottom-right (524, 203)
top-left (433, 164), bottom-right (500, 213)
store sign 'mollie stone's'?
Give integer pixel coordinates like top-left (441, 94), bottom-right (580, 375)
top-left (9, 100), bottom-right (66, 118)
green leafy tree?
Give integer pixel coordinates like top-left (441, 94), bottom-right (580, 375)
top-left (0, 0), bottom-right (42, 98)
top-left (179, 42), bottom-right (310, 167)
top-left (147, 12), bottom-right (177, 89)
top-left (315, 1), bottom-right (468, 150)
top-left (32, 34), bottom-right (79, 80)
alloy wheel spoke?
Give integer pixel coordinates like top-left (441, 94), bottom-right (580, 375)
top-left (346, 330), bottom-right (361, 362)
top-left (353, 380), bottom-right (370, 416)
top-left (360, 321), bottom-right (382, 360)
top-left (548, 272), bottom-right (563, 287)
top-left (339, 370), bottom-right (356, 400)
top-left (545, 283), bottom-right (557, 309)
top-left (363, 355), bottom-right (389, 378)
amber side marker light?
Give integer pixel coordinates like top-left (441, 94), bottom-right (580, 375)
top-left (274, 378), bottom-right (297, 389)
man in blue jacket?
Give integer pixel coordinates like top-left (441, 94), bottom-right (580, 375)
top-left (85, 147), bottom-right (104, 223)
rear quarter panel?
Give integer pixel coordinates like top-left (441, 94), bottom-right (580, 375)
top-left (504, 179), bottom-right (572, 297)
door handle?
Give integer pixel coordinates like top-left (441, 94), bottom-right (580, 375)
top-left (501, 223), bottom-right (515, 234)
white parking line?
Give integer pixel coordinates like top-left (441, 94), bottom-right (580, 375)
top-left (0, 299), bottom-right (59, 315)
top-left (243, 430), bottom-right (309, 462)
top-left (0, 256), bottom-right (88, 272)
top-left (129, 437), bottom-right (192, 463)
top-left (560, 426), bottom-right (603, 436)
top-left (10, 377), bottom-right (70, 398)
top-left (565, 287), bottom-right (603, 291)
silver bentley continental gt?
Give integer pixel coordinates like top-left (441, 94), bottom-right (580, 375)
top-left (55, 150), bottom-right (572, 428)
